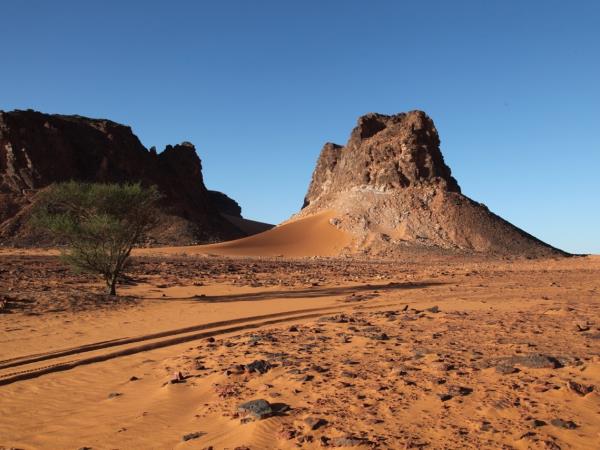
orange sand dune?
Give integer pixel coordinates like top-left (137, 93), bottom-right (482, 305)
top-left (139, 211), bottom-right (351, 258)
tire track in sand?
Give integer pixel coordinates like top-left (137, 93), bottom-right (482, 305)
top-left (0, 300), bottom-right (406, 386)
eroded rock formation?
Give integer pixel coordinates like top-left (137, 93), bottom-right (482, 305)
top-left (303, 111), bottom-right (459, 208)
top-left (299, 110), bottom-right (565, 257)
top-left (0, 109), bottom-right (270, 245)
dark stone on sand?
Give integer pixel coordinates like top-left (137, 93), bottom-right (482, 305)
top-left (170, 371), bottom-right (187, 383)
top-left (449, 386), bottom-right (473, 396)
top-left (505, 354), bottom-right (563, 369)
top-left (566, 380), bottom-right (594, 396)
top-left (330, 436), bottom-right (370, 447)
top-left (245, 359), bottom-right (272, 374)
top-left (520, 431), bottom-right (537, 440)
top-left (304, 416), bottom-right (327, 430)
top-left (182, 431), bottom-right (204, 441)
top-left (298, 374), bottom-right (314, 382)
top-left (238, 399), bottom-right (273, 420)
top-left (550, 418), bottom-right (577, 429)
top-left (544, 440), bottom-right (562, 450)
top-left (495, 364), bottom-right (519, 374)
top-left (371, 332), bottom-right (389, 341)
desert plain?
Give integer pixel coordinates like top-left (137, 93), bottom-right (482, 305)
top-left (1, 237), bottom-right (599, 449)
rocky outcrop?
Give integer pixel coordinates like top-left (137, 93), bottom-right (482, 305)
top-left (299, 110), bottom-right (566, 257)
top-left (302, 143), bottom-right (342, 208)
top-left (303, 111), bottom-right (459, 208)
top-left (0, 109), bottom-right (268, 246)
top-left (208, 190), bottom-right (242, 217)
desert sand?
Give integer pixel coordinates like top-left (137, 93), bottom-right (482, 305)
top-left (1, 241), bottom-right (599, 449)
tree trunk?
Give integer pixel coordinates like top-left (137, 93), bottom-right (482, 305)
top-left (107, 276), bottom-right (117, 296)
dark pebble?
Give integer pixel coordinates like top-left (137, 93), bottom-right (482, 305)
top-left (550, 418), bottom-right (577, 429)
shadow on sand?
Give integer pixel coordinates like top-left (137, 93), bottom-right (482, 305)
top-left (150, 281), bottom-right (445, 303)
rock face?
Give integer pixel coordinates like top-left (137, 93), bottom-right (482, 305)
top-left (0, 109), bottom-right (269, 246)
top-left (207, 190), bottom-right (242, 217)
top-left (303, 112), bottom-right (459, 208)
top-left (300, 110), bottom-right (565, 256)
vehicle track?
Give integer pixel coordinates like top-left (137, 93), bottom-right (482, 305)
top-left (0, 299), bottom-right (406, 386)
top-left (0, 304), bottom-right (343, 370)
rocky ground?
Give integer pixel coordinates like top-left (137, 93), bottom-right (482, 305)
top-left (166, 301), bottom-right (600, 449)
top-left (0, 253), bottom-right (599, 449)
top-left (0, 253), bottom-right (447, 315)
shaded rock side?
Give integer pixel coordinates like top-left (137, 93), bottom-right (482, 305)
top-left (0, 109), bottom-right (260, 245)
top-left (208, 190), bottom-right (242, 217)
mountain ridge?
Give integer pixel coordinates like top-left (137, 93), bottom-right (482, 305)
top-left (0, 109), bottom-right (271, 246)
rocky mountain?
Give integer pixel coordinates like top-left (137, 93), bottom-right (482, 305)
top-left (0, 109), bottom-right (271, 246)
top-left (299, 110), bottom-right (566, 257)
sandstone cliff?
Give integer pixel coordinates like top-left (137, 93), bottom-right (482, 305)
top-left (299, 110), bottom-right (566, 257)
top-left (0, 109), bottom-right (270, 246)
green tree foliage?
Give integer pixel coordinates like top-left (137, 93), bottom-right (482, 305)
top-left (32, 182), bottom-right (161, 295)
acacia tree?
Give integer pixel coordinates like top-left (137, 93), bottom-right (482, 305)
top-left (32, 181), bottom-right (161, 296)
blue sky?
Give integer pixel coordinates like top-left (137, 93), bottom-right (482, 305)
top-left (2, 1), bottom-right (599, 253)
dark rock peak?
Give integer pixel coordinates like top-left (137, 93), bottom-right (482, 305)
top-left (158, 142), bottom-right (205, 182)
top-left (0, 109), bottom-right (254, 245)
top-left (208, 190), bottom-right (242, 218)
top-left (354, 113), bottom-right (389, 139)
